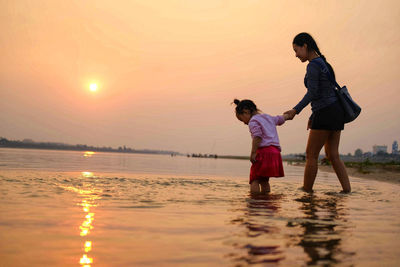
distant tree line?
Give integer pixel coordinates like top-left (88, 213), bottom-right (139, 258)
top-left (0, 137), bottom-right (179, 155)
top-left (187, 153), bottom-right (218, 158)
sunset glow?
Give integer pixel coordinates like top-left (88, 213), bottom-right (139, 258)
top-left (1, 0), bottom-right (399, 155)
top-left (1, 1), bottom-right (400, 265)
top-left (89, 83), bottom-right (98, 92)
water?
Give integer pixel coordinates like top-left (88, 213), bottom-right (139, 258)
top-left (0, 148), bottom-right (399, 266)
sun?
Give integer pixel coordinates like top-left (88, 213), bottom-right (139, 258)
top-left (89, 83), bottom-right (98, 92)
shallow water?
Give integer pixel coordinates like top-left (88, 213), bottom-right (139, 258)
top-left (0, 148), bottom-right (399, 266)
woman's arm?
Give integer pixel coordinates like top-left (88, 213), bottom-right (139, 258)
top-left (290, 62), bottom-right (321, 116)
top-left (285, 89), bottom-right (312, 120)
top-left (293, 91), bottom-right (311, 114)
top-left (305, 62), bottom-right (321, 98)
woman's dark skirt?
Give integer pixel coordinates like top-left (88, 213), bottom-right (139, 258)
top-left (310, 101), bottom-right (345, 131)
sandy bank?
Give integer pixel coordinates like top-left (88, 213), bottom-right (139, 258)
top-left (287, 162), bottom-right (400, 184)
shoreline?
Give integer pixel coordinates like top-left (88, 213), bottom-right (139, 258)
top-left (287, 161), bottom-right (400, 184)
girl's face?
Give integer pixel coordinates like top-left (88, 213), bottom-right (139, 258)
top-left (236, 109), bottom-right (252, 125)
top-left (293, 43), bottom-right (309, 62)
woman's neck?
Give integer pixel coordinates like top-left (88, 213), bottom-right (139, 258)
top-left (308, 51), bottom-right (319, 62)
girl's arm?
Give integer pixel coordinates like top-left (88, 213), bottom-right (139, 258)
top-left (275, 115), bottom-right (286, 125)
top-left (250, 137), bottom-right (262, 163)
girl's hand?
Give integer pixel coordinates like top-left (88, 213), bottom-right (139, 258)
top-left (307, 119), bottom-right (312, 130)
top-left (284, 109), bottom-right (297, 120)
top-left (250, 152), bottom-right (257, 164)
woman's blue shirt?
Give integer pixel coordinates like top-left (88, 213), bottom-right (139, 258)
top-left (293, 57), bottom-right (338, 114)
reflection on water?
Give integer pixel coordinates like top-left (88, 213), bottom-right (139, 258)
top-left (229, 192), bottom-right (356, 266)
top-left (1, 148), bottom-right (400, 266)
top-left (82, 171), bottom-right (94, 178)
top-left (83, 151), bottom-right (95, 158)
top-left (60, 171), bottom-right (101, 267)
top-left (291, 194), bottom-right (355, 266)
top-left (229, 194), bottom-right (284, 265)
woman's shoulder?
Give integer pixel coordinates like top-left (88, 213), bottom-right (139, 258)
top-left (306, 60), bottom-right (323, 78)
top-left (307, 57), bottom-right (326, 71)
top-left (310, 57), bottom-right (325, 64)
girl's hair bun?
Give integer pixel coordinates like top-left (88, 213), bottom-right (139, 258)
top-left (233, 99), bottom-right (258, 114)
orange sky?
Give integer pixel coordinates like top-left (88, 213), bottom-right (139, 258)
top-left (1, 0), bottom-right (399, 155)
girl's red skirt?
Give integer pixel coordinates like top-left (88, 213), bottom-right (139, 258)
top-left (249, 146), bottom-right (284, 184)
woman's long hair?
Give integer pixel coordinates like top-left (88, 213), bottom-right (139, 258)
top-left (293, 32), bottom-right (335, 79)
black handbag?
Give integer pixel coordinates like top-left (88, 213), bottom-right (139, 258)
top-left (334, 85), bottom-right (361, 123)
top-left (312, 60), bottom-right (361, 123)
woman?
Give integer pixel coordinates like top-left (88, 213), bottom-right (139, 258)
top-left (285, 32), bottom-right (351, 193)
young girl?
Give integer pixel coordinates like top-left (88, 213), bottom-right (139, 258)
top-left (234, 99), bottom-right (288, 194)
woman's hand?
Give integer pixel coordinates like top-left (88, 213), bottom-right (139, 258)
top-left (250, 152), bottom-right (257, 164)
top-left (307, 119), bottom-right (312, 130)
top-left (284, 109), bottom-right (297, 120)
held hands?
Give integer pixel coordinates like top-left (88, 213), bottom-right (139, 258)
top-left (283, 109), bottom-right (297, 120)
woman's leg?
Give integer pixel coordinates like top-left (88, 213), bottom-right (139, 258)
top-left (259, 178), bottom-right (270, 194)
top-left (324, 131), bottom-right (351, 192)
top-left (250, 180), bottom-right (261, 194)
top-left (304, 129), bottom-right (331, 192)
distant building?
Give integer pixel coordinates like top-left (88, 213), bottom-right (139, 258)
top-left (373, 145), bottom-right (387, 154)
top-left (393, 141), bottom-right (399, 155)
top-left (354, 148), bottom-right (363, 157)
top-left (363, 152), bottom-right (372, 158)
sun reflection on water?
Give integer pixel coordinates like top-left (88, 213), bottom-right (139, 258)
top-left (83, 151), bottom-right (95, 157)
top-left (82, 171), bottom-right (94, 178)
top-left (78, 172), bottom-right (101, 266)
top-left (61, 171), bottom-right (101, 266)
top-left (84, 241), bottom-right (92, 253)
top-left (80, 253), bottom-right (93, 266)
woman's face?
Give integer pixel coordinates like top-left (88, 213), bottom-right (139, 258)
top-left (293, 43), bottom-right (308, 62)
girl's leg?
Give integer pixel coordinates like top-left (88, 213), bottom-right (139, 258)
top-left (304, 129), bottom-right (331, 192)
top-left (250, 180), bottom-right (261, 194)
top-left (259, 178), bottom-right (270, 194)
top-left (324, 131), bottom-right (351, 192)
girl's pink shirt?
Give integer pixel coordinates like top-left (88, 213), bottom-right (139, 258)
top-left (248, 114), bottom-right (285, 151)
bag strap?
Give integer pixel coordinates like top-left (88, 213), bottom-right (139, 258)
top-left (309, 59), bottom-right (342, 90)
